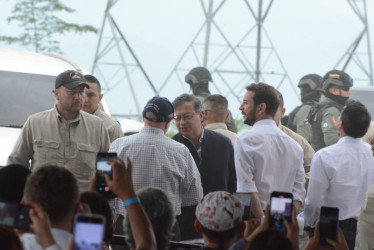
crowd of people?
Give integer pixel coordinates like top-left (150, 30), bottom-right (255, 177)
top-left (1, 66), bottom-right (374, 250)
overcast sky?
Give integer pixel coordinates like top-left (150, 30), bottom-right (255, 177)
top-left (1, 0), bottom-right (373, 119)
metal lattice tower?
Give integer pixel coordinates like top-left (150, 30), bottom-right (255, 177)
top-left (91, 0), bottom-right (158, 120)
top-left (160, 0), bottom-right (297, 107)
top-left (91, 0), bottom-right (373, 120)
top-left (334, 0), bottom-right (373, 85)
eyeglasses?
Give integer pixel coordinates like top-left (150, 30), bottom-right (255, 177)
top-left (174, 113), bottom-right (197, 121)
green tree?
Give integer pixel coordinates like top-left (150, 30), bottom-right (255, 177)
top-left (0, 0), bottom-right (97, 54)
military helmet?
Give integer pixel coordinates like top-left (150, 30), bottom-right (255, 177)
top-left (297, 74), bottom-right (323, 91)
top-left (322, 70), bottom-right (353, 91)
top-left (185, 67), bottom-right (213, 85)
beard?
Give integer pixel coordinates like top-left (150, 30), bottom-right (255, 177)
top-left (243, 108), bottom-right (257, 126)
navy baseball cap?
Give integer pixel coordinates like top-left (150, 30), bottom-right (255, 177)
top-left (142, 97), bottom-right (174, 123)
top-left (55, 70), bottom-right (89, 90)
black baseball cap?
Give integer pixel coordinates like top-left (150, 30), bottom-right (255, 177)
top-left (142, 97), bottom-right (174, 123)
top-left (55, 70), bottom-right (89, 89)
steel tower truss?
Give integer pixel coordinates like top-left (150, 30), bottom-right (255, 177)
top-left (91, 0), bottom-right (158, 120)
top-left (334, 0), bottom-right (373, 85)
top-left (160, 0), bottom-right (297, 107)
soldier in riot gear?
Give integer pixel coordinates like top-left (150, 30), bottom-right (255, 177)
top-left (309, 69), bottom-right (353, 151)
top-left (185, 67), bottom-right (238, 133)
top-left (283, 74), bottom-right (323, 142)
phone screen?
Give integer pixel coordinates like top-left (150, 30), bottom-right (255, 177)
top-left (319, 206), bottom-right (339, 246)
top-left (269, 192), bottom-right (293, 231)
top-left (0, 202), bottom-right (30, 230)
top-left (233, 193), bottom-right (251, 220)
top-left (74, 214), bottom-right (105, 250)
top-left (96, 152), bottom-right (117, 198)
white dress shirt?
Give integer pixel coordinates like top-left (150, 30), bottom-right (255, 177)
top-left (109, 126), bottom-right (203, 217)
top-left (21, 228), bottom-right (71, 250)
top-left (304, 136), bottom-right (374, 227)
top-left (235, 119), bottom-right (305, 210)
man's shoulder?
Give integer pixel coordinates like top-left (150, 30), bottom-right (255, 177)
top-left (204, 128), bottom-right (232, 143)
top-left (172, 133), bottom-right (183, 141)
top-left (28, 108), bottom-right (55, 120)
top-left (280, 125), bottom-right (309, 144)
top-left (81, 110), bottom-right (102, 121)
top-left (296, 104), bottom-right (313, 115)
top-left (21, 233), bottom-right (40, 250)
top-left (319, 98), bottom-right (342, 115)
top-left (96, 110), bottom-right (118, 124)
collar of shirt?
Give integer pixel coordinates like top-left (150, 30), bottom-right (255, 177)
top-left (140, 126), bottom-right (165, 136)
top-left (54, 105), bottom-right (81, 124)
top-left (182, 125), bottom-right (204, 158)
top-left (337, 136), bottom-right (364, 144)
top-left (93, 106), bottom-right (101, 116)
top-left (182, 125), bottom-right (205, 144)
top-left (205, 122), bottom-right (228, 131)
top-left (253, 119), bottom-right (277, 128)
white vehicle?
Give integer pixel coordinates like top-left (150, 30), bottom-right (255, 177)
top-left (0, 48), bottom-right (131, 166)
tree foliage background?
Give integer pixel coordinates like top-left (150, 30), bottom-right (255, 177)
top-left (0, 0), bottom-right (97, 54)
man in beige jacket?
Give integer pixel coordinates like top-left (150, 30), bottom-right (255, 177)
top-left (275, 91), bottom-right (315, 188)
top-left (203, 94), bottom-right (237, 147)
top-left (8, 70), bottom-right (110, 192)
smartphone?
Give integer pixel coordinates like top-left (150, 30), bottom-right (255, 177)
top-left (73, 213), bottom-right (106, 250)
top-left (0, 201), bottom-right (30, 230)
top-left (96, 152), bottom-right (117, 198)
top-left (233, 192), bottom-right (251, 220)
top-left (269, 191), bottom-right (293, 231)
top-left (319, 206), bottom-right (339, 247)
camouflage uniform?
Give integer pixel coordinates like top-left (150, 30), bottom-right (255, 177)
top-left (284, 74), bottom-right (323, 143)
top-left (310, 70), bottom-right (353, 151)
top-left (185, 67), bottom-right (238, 133)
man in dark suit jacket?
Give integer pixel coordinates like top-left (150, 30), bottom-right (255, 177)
top-left (172, 93), bottom-right (237, 240)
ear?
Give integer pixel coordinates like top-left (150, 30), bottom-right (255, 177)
top-left (257, 103), bottom-right (266, 116)
top-left (164, 121), bottom-right (171, 133)
top-left (199, 110), bottom-right (204, 123)
top-left (194, 220), bottom-right (202, 233)
top-left (53, 89), bottom-right (59, 100)
top-left (337, 116), bottom-right (343, 130)
top-left (281, 107), bottom-right (286, 117)
top-left (75, 202), bottom-right (82, 214)
top-left (224, 112), bottom-right (229, 122)
top-left (99, 93), bottom-right (103, 102)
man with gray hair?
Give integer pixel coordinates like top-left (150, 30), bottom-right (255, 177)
top-left (172, 93), bottom-right (236, 240)
top-left (172, 93), bottom-right (236, 195)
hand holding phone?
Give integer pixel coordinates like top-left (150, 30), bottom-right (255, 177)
top-left (104, 157), bottom-right (136, 201)
top-left (269, 191), bottom-right (293, 231)
top-left (73, 213), bottom-right (105, 250)
top-left (0, 201), bottom-right (30, 230)
top-left (319, 206), bottom-right (339, 247)
top-left (96, 152), bottom-right (117, 198)
top-left (233, 192), bottom-right (251, 220)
